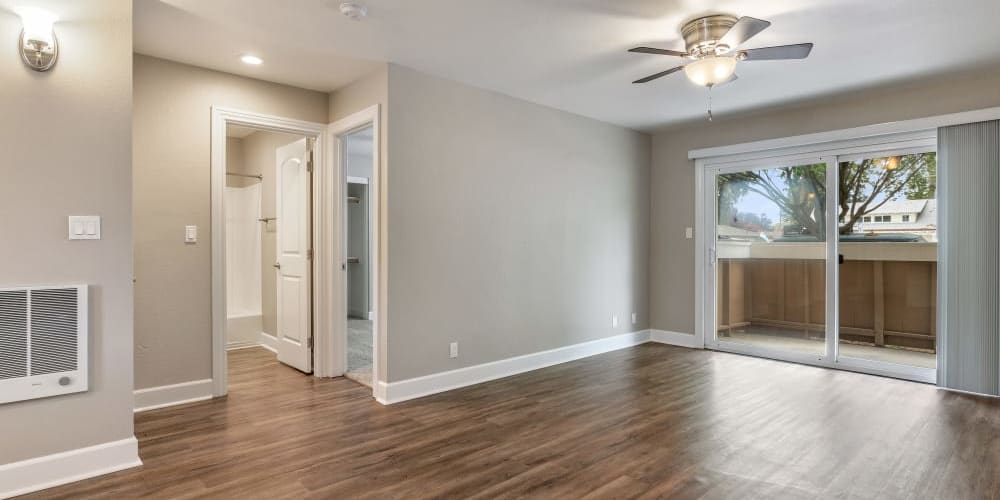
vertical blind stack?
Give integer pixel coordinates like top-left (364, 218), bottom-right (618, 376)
top-left (938, 119), bottom-right (1000, 396)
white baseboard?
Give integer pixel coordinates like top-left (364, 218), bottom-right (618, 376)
top-left (133, 379), bottom-right (214, 413)
top-left (381, 330), bottom-right (652, 404)
top-left (374, 381), bottom-right (389, 405)
top-left (0, 437), bottom-right (141, 499)
top-left (649, 329), bottom-right (702, 348)
top-left (258, 332), bottom-right (278, 353)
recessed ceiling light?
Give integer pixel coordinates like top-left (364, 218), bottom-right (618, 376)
top-left (241, 55), bottom-right (263, 65)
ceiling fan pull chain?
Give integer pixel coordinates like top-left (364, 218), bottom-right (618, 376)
top-left (707, 84), bottom-right (714, 121)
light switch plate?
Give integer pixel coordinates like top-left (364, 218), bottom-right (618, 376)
top-left (685, 227), bottom-right (694, 239)
top-left (68, 216), bottom-right (101, 240)
top-left (185, 225), bottom-right (198, 243)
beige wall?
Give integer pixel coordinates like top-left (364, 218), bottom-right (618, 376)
top-left (328, 66), bottom-right (390, 382)
top-left (651, 67), bottom-right (1000, 335)
top-left (0, 1), bottom-right (134, 463)
top-left (385, 65), bottom-right (651, 381)
top-left (133, 55), bottom-right (328, 389)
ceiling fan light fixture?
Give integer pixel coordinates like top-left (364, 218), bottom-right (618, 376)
top-left (684, 56), bottom-right (737, 86)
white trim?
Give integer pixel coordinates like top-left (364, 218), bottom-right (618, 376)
top-left (133, 379), bottom-right (214, 413)
top-left (381, 331), bottom-right (651, 404)
top-left (324, 105), bottom-right (383, 395)
top-left (258, 332), bottom-right (278, 353)
top-left (374, 381), bottom-right (389, 404)
top-left (211, 107), bottom-right (326, 397)
top-left (649, 329), bottom-right (702, 348)
top-left (688, 105), bottom-right (1000, 160)
top-left (0, 437), bottom-right (141, 499)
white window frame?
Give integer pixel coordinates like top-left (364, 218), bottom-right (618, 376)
top-left (694, 124), bottom-right (949, 384)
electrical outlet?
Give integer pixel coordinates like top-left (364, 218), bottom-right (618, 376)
top-left (632, 312), bottom-right (638, 325)
top-left (449, 342), bottom-right (458, 358)
top-left (612, 315), bottom-right (619, 328)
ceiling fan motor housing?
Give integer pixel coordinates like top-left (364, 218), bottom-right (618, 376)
top-left (682, 15), bottom-right (738, 58)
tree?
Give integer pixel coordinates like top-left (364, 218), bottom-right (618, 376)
top-left (719, 152), bottom-right (936, 236)
top-left (719, 164), bottom-right (826, 238)
top-left (837, 153), bottom-right (935, 233)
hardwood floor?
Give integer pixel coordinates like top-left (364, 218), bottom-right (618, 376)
top-left (22, 345), bottom-right (1000, 499)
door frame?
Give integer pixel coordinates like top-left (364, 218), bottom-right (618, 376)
top-left (695, 132), bottom-right (940, 384)
top-left (210, 106), bottom-right (327, 397)
top-left (324, 105), bottom-right (384, 401)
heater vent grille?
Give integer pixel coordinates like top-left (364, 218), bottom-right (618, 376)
top-left (0, 285), bottom-right (87, 404)
top-left (0, 290), bottom-right (28, 380)
top-left (30, 288), bottom-right (79, 375)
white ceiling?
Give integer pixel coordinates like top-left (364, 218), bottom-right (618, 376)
top-left (135, 0), bottom-right (1000, 131)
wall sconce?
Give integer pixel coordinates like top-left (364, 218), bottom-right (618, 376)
top-left (18, 7), bottom-right (58, 72)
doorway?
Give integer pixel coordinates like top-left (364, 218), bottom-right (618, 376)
top-left (344, 126), bottom-right (375, 386)
top-left (211, 108), bottom-right (327, 397)
top-left (702, 144), bottom-right (939, 382)
top-left (328, 105), bottom-right (381, 396)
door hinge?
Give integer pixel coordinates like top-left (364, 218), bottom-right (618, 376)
top-left (307, 150), bottom-right (314, 172)
top-left (307, 249), bottom-right (313, 260)
top-left (307, 337), bottom-right (314, 349)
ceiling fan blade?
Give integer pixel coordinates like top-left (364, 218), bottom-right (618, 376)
top-left (739, 43), bottom-right (814, 61)
top-left (628, 46), bottom-right (689, 57)
top-left (632, 65), bottom-right (685, 84)
top-left (719, 16), bottom-right (771, 49)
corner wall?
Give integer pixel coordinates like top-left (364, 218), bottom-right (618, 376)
top-left (0, 0), bottom-right (136, 485)
top-left (132, 55), bottom-right (328, 390)
top-left (650, 67), bottom-right (1000, 335)
top-left (385, 65), bottom-right (651, 381)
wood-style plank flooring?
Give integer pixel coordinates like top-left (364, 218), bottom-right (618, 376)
top-left (23, 345), bottom-right (1000, 499)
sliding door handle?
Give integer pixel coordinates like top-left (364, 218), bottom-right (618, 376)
top-left (838, 254), bottom-right (844, 265)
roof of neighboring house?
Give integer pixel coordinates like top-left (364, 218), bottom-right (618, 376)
top-left (718, 224), bottom-right (765, 239)
top-left (866, 199), bottom-right (927, 215)
top-left (857, 199), bottom-right (937, 232)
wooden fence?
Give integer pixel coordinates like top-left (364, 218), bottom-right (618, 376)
top-left (716, 242), bottom-right (937, 352)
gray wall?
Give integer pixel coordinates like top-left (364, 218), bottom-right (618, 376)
top-left (386, 65), bottom-right (651, 381)
top-left (0, 1), bottom-right (134, 463)
top-left (651, 67), bottom-right (1000, 335)
top-left (133, 55), bottom-right (328, 389)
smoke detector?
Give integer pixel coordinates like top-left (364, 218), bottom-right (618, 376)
top-left (339, 2), bottom-right (368, 20)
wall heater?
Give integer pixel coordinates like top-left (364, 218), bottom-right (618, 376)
top-left (0, 285), bottom-right (88, 404)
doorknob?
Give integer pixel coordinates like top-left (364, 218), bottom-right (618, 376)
top-left (273, 263), bottom-right (281, 269)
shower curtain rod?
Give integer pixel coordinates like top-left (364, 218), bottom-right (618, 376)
top-left (226, 172), bottom-right (263, 181)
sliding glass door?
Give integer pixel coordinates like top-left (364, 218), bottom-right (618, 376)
top-left (705, 148), bottom-right (937, 382)
top-left (710, 159), bottom-right (835, 365)
top-left (835, 152), bottom-right (937, 379)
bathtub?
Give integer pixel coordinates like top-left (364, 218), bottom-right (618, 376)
top-left (227, 311), bottom-right (263, 350)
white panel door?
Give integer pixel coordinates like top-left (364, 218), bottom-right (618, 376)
top-left (275, 138), bottom-right (312, 373)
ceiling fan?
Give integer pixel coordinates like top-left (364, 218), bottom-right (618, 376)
top-left (629, 15), bottom-right (813, 87)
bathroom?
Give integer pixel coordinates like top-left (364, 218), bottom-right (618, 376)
top-left (224, 124), bottom-right (309, 357)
